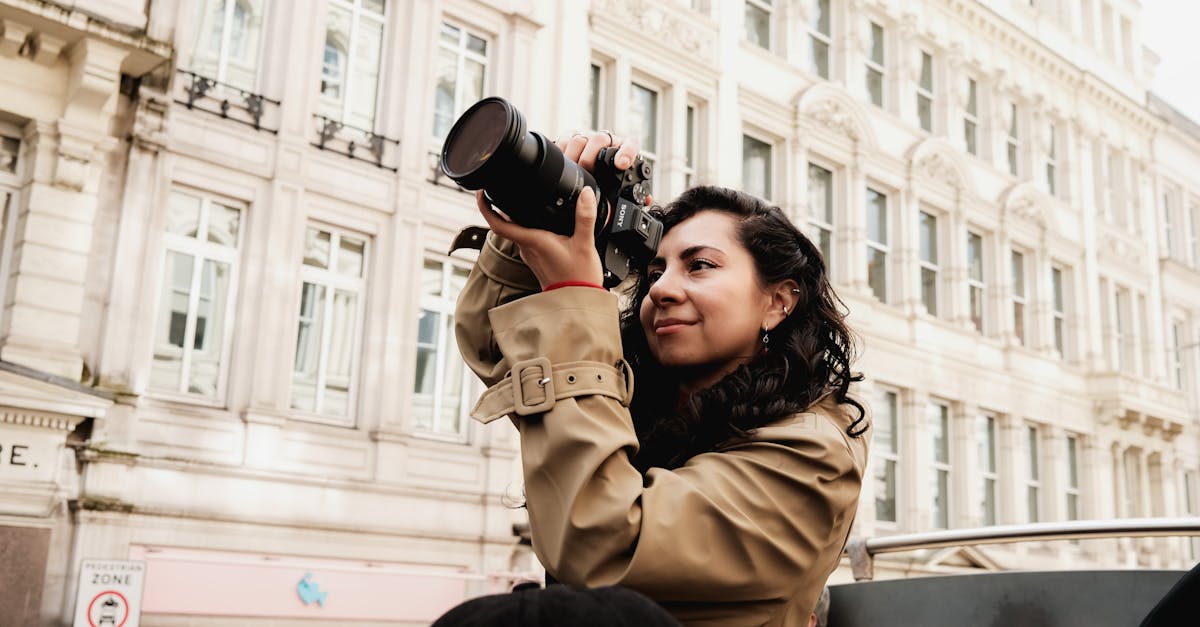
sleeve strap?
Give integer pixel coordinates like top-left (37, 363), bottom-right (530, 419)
top-left (470, 357), bottom-right (635, 424)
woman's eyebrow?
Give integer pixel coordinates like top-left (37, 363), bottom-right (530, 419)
top-left (648, 245), bottom-right (725, 267)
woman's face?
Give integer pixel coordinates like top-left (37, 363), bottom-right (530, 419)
top-left (639, 210), bottom-right (777, 390)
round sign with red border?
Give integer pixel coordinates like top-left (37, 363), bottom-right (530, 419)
top-left (86, 590), bottom-right (130, 627)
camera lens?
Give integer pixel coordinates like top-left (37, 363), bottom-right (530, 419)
top-left (440, 97), bottom-right (603, 236)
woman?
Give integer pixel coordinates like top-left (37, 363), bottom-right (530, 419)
top-left (453, 131), bottom-right (868, 626)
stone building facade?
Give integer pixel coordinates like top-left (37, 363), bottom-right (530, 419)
top-left (0, 0), bottom-right (1197, 624)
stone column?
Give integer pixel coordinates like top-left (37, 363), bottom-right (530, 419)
top-left (1, 39), bottom-right (128, 380)
top-left (903, 389), bottom-right (929, 531)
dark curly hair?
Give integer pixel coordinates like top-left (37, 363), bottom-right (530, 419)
top-left (620, 186), bottom-right (866, 472)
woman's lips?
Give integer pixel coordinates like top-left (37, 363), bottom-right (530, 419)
top-left (654, 319), bottom-right (694, 336)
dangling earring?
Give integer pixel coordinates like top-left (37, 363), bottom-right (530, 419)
top-left (760, 327), bottom-right (770, 356)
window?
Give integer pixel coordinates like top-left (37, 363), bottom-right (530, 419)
top-left (978, 413), bottom-right (998, 526)
top-left (683, 104), bottom-right (698, 189)
top-left (865, 188), bottom-right (889, 302)
top-left (1006, 103), bottom-right (1020, 176)
top-left (866, 22), bottom-right (885, 107)
top-left (1051, 265), bottom-right (1067, 358)
top-left (413, 257), bottom-right (472, 436)
top-left (807, 164), bottom-right (834, 264)
top-left (1025, 424), bottom-right (1041, 522)
top-left (919, 211), bottom-right (939, 316)
top-left (1066, 435), bottom-right (1081, 520)
top-left (587, 63), bottom-right (604, 130)
top-left (963, 78), bottom-right (979, 156)
top-left (630, 82), bottom-right (660, 192)
top-left (873, 388), bottom-right (899, 523)
top-left (1045, 122), bottom-right (1058, 196)
top-left (0, 134), bottom-right (17, 175)
top-left (929, 401), bottom-right (951, 529)
top-left (1011, 250), bottom-right (1027, 346)
top-left (1162, 190), bottom-right (1174, 258)
top-left (745, 0), bottom-right (772, 49)
top-left (1189, 201), bottom-right (1200, 266)
top-left (1105, 149), bottom-right (1124, 226)
top-left (1185, 471), bottom-right (1199, 558)
top-left (1115, 287), bottom-right (1133, 372)
top-left (967, 231), bottom-right (985, 333)
top-left (1169, 321), bottom-right (1184, 391)
top-left (808, 0), bottom-right (831, 78)
top-left (319, 0), bottom-right (386, 130)
top-left (743, 135), bottom-right (772, 200)
top-left (916, 51), bottom-right (933, 132)
top-left (433, 21), bottom-right (487, 141)
top-left (291, 226), bottom-right (367, 420)
top-left (188, 0), bottom-right (266, 91)
top-left (1123, 449), bottom-right (1142, 516)
top-left (151, 190), bottom-right (243, 399)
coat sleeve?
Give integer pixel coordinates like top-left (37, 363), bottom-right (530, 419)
top-left (454, 231), bottom-right (541, 387)
top-left (482, 285), bottom-right (867, 608)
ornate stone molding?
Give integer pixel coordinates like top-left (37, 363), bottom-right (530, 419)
top-left (1005, 193), bottom-right (1046, 229)
top-left (0, 410), bottom-right (76, 431)
top-left (805, 99), bottom-right (860, 142)
top-left (914, 150), bottom-right (963, 192)
top-left (589, 0), bottom-right (715, 62)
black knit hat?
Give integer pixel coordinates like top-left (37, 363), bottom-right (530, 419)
top-left (432, 585), bottom-right (682, 627)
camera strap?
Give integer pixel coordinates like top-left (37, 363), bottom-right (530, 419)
top-left (471, 357), bottom-right (634, 423)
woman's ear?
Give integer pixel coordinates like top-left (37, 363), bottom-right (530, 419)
top-left (763, 279), bottom-right (802, 330)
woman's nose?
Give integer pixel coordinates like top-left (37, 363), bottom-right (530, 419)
top-left (647, 268), bottom-right (684, 304)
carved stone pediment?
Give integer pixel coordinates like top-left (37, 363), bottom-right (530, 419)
top-left (915, 151), bottom-right (963, 191)
top-left (589, 0), bottom-right (715, 62)
top-left (805, 99), bottom-right (860, 142)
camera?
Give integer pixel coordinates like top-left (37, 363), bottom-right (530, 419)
top-left (440, 97), bottom-right (663, 288)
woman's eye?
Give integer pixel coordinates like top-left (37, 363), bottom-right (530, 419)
top-left (689, 259), bottom-right (716, 272)
top-left (646, 269), bottom-right (664, 283)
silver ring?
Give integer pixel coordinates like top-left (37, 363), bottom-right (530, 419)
top-left (600, 129), bottom-right (615, 145)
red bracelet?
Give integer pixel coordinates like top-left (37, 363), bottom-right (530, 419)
top-left (543, 281), bottom-right (605, 291)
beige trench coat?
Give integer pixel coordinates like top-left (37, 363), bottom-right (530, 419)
top-left (455, 233), bottom-right (868, 627)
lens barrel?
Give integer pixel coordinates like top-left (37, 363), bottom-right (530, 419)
top-left (440, 97), bottom-right (603, 237)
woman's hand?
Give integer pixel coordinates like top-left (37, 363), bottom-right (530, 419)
top-left (475, 130), bottom-right (641, 289)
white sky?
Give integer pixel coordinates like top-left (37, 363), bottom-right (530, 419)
top-left (1140, 0), bottom-right (1200, 122)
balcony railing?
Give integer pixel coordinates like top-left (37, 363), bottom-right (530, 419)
top-left (845, 517), bottom-right (1200, 581)
top-left (312, 115), bottom-right (400, 171)
top-left (174, 69), bottom-right (280, 133)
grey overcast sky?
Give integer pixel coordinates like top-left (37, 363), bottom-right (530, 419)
top-left (1141, 0), bottom-right (1200, 122)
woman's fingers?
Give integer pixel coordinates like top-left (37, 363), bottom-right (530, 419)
top-left (573, 187), bottom-right (599, 248)
top-left (475, 191), bottom-right (538, 246)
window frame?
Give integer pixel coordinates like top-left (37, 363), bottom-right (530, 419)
top-left (978, 412), bottom-right (998, 526)
top-left (916, 50), bottom-right (934, 133)
top-left (929, 400), bottom-right (952, 529)
top-left (1025, 423), bottom-right (1042, 523)
top-left (289, 224), bottom-right (370, 424)
top-left (865, 21), bottom-right (886, 108)
top-left (806, 160), bottom-right (836, 268)
top-left (872, 386), bottom-right (901, 525)
top-left (188, 0), bottom-right (270, 92)
top-left (320, 0), bottom-right (389, 130)
top-left (629, 80), bottom-right (662, 192)
top-left (1051, 264), bottom-right (1069, 359)
top-left (1065, 434), bottom-right (1081, 521)
top-left (411, 254), bottom-right (474, 441)
top-left (744, 0), bottom-right (774, 51)
top-left (963, 77), bottom-right (980, 156)
top-left (431, 19), bottom-right (490, 141)
top-left (808, 0), bottom-right (832, 79)
top-left (865, 186), bottom-right (890, 303)
top-left (1045, 121), bottom-right (1059, 196)
top-left (918, 209), bottom-right (940, 317)
top-left (149, 188), bottom-right (246, 404)
top-left (1006, 102), bottom-right (1020, 177)
top-left (1011, 249), bottom-right (1029, 346)
top-left (966, 230), bottom-right (986, 333)
top-left (742, 132), bottom-right (774, 201)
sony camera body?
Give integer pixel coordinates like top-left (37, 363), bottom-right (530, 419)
top-left (440, 97), bottom-right (662, 287)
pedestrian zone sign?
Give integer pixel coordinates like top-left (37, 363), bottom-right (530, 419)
top-left (72, 559), bottom-right (146, 627)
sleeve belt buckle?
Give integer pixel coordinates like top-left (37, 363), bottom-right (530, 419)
top-left (511, 357), bottom-right (555, 416)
